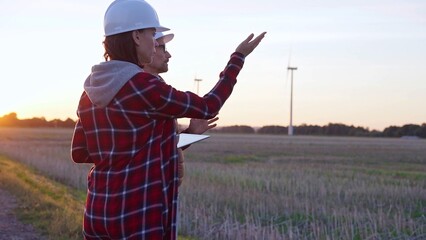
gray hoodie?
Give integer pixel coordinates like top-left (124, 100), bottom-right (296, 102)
top-left (84, 60), bottom-right (143, 108)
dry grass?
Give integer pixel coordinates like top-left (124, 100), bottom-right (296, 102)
top-left (0, 154), bottom-right (84, 239)
top-left (0, 127), bottom-right (91, 189)
top-left (0, 128), bottom-right (425, 239)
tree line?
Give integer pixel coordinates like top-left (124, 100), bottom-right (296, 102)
top-left (0, 112), bottom-right (75, 128)
top-left (1, 112), bottom-right (425, 139)
top-left (209, 123), bottom-right (426, 139)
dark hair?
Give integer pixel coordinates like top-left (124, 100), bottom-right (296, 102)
top-left (103, 30), bottom-right (141, 67)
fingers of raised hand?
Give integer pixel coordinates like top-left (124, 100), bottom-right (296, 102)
top-left (244, 33), bottom-right (255, 43)
top-left (236, 32), bottom-right (267, 57)
top-left (251, 32), bottom-right (266, 45)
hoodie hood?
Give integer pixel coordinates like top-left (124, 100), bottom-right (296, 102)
top-left (84, 60), bottom-right (143, 107)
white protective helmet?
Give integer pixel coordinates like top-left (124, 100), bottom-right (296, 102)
top-left (154, 32), bottom-right (174, 43)
top-left (104, 0), bottom-right (169, 37)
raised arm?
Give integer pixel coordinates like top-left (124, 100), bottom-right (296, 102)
top-left (119, 32), bottom-right (267, 120)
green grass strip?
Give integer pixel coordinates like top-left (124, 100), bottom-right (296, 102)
top-left (0, 155), bottom-right (85, 239)
top-left (0, 155), bottom-right (197, 240)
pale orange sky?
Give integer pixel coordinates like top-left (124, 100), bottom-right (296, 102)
top-left (1, 0), bottom-right (425, 131)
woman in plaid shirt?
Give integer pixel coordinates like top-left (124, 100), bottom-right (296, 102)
top-left (71, 0), bottom-right (266, 239)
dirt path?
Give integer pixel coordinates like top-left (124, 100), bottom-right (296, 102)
top-left (0, 188), bottom-right (45, 240)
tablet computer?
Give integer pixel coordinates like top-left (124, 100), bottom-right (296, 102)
top-left (177, 133), bottom-right (210, 148)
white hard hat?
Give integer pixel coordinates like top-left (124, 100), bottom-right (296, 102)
top-left (154, 32), bottom-right (174, 43)
top-left (104, 0), bottom-right (169, 37)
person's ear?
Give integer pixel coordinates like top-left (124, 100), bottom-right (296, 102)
top-left (132, 30), bottom-right (140, 46)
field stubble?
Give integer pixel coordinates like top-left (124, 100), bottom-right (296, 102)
top-left (0, 128), bottom-right (425, 239)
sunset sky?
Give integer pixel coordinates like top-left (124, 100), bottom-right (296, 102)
top-left (1, 0), bottom-right (425, 131)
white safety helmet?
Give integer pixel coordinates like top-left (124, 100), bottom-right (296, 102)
top-left (104, 0), bottom-right (169, 37)
top-left (154, 32), bottom-right (174, 43)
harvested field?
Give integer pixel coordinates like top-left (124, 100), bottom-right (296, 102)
top-left (0, 128), bottom-right (425, 239)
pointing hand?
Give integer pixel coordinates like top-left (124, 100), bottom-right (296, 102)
top-left (235, 32), bottom-right (267, 57)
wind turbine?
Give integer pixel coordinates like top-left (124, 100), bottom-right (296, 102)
top-left (286, 54), bottom-right (297, 136)
top-left (194, 77), bottom-right (202, 95)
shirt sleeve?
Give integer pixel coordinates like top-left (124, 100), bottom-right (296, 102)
top-left (71, 118), bottom-right (93, 163)
top-left (121, 52), bottom-right (245, 119)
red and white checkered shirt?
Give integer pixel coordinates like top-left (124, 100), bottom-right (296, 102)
top-left (71, 52), bottom-right (245, 239)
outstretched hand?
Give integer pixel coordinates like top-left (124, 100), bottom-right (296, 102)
top-left (187, 117), bottom-right (219, 134)
top-left (235, 32), bottom-right (267, 57)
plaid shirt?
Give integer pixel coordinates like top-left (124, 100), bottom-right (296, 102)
top-left (71, 52), bottom-right (244, 240)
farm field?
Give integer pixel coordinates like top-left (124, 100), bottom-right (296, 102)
top-left (0, 127), bottom-right (425, 239)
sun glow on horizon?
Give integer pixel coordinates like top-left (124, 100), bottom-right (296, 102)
top-left (1, 0), bottom-right (425, 132)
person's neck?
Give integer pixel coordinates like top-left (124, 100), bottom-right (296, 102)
top-left (144, 68), bottom-right (159, 76)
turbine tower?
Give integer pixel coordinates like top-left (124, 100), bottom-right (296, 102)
top-left (194, 78), bottom-right (202, 95)
top-left (287, 66), bottom-right (297, 136)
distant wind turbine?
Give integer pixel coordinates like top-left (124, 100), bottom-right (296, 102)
top-left (194, 77), bottom-right (202, 95)
top-left (286, 54), bottom-right (297, 136)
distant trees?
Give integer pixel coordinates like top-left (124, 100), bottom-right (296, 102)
top-left (382, 124), bottom-right (426, 138)
top-left (0, 112), bottom-right (19, 126)
top-left (294, 123), bottom-right (370, 137)
top-left (418, 124), bottom-right (426, 138)
top-left (1, 112), bottom-right (425, 139)
top-left (257, 125), bottom-right (287, 135)
top-left (216, 123), bottom-right (425, 139)
top-left (257, 123), bottom-right (370, 136)
top-left (211, 125), bottom-right (255, 134)
top-left (0, 112), bottom-right (76, 128)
